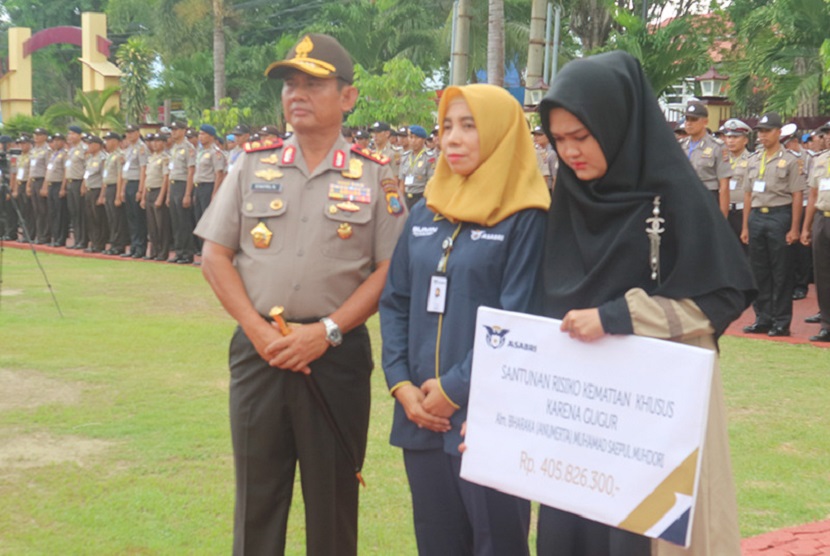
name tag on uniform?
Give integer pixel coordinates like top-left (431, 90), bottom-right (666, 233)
top-left (729, 179), bottom-right (738, 191)
top-left (753, 180), bottom-right (766, 193)
top-left (30, 159), bottom-right (36, 167)
top-left (427, 275), bottom-right (449, 314)
top-left (47, 163), bottom-right (54, 170)
top-left (404, 175), bottom-right (415, 186)
top-left (16, 168), bottom-right (24, 180)
top-left (251, 183), bottom-right (283, 193)
top-left (820, 178), bottom-right (830, 191)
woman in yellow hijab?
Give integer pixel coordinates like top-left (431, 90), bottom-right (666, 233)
top-left (379, 84), bottom-right (550, 555)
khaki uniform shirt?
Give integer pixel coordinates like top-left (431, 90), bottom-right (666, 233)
top-left (807, 151), bottom-right (830, 212)
top-left (742, 147), bottom-right (805, 208)
top-left (376, 143), bottom-right (398, 178)
top-left (15, 153), bottom-right (30, 184)
top-left (28, 144), bottom-right (49, 179)
top-left (194, 135), bottom-right (407, 318)
top-left (194, 144), bottom-right (226, 184)
top-left (123, 140), bottom-right (149, 181)
top-left (169, 140), bottom-right (196, 181)
top-left (103, 150), bottom-right (123, 186)
top-left (45, 148), bottom-right (67, 183)
top-left (398, 148), bottom-right (434, 195)
top-left (681, 134), bottom-right (731, 191)
top-left (65, 144), bottom-right (86, 180)
top-left (727, 149), bottom-right (751, 207)
top-left (84, 152), bottom-right (107, 190)
top-left (146, 152), bottom-right (170, 190)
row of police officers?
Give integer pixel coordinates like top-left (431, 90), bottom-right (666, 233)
top-left (680, 101), bottom-right (828, 342)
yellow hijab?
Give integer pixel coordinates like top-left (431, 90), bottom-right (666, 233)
top-left (425, 84), bottom-right (551, 226)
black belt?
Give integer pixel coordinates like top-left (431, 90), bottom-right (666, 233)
top-left (263, 314), bottom-right (320, 325)
top-left (752, 205), bottom-right (791, 214)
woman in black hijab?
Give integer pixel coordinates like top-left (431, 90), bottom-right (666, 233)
top-left (536, 52), bottom-right (755, 556)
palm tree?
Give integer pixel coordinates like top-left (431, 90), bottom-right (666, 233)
top-left (213, 0), bottom-right (226, 108)
top-left (726, 0), bottom-right (830, 116)
top-left (116, 37), bottom-right (154, 125)
top-left (44, 86), bottom-right (124, 135)
top-left (487, 0), bottom-right (505, 85)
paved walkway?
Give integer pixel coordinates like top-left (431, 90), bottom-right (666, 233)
top-left (725, 284), bottom-right (828, 349)
top-left (742, 519), bottom-right (830, 555)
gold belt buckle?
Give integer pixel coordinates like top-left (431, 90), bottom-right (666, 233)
top-left (406, 193), bottom-right (413, 198)
top-left (760, 207), bottom-right (770, 214)
top-left (823, 211), bottom-right (830, 217)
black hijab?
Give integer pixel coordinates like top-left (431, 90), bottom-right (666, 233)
top-left (539, 51), bottom-right (755, 321)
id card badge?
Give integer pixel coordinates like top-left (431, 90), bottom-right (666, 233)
top-left (729, 179), bottom-right (738, 191)
top-left (820, 178), bottom-right (830, 191)
top-left (123, 161), bottom-right (131, 173)
top-left (427, 274), bottom-right (449, 314)
top-left (404, 175), bottom-right (415, 186)
top-left (16, 168), bottom-right (24, 180)
top-left (753, 180), bottom-right (766, 193)
top-left (64, 159), bottom-right (72, 169)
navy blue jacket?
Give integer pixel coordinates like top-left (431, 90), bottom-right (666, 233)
top-left (380, 200), bottom-right (546, 454)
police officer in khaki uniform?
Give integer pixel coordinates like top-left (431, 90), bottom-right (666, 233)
top-left (9, 136), bottom-right (32, 241)
top-left (370, 121), bottom-right (396, 175)
top-left (399, 125), bottom-right (434, 209)
top-left (121, 124), bottom-right (149, 258)
top-left (193, 123), bottom-right (226, 255)
top-left (196, 33), bottom-right (405, 556)
top-left (167, 120), bottom-right (197, 263)
top-left (81, 135), bottom-right (109, 253)
top-left (142, 133), bottom-right (172, 260)
top-left (26, 128), bottom-right (50, 244)
top-left (63, 125), bottom-right (87, 249)
top-left (681, 100), bottom-right (731, 216)
top-left (722, 118), bottom-right (753, 246)
top-left (801, 146), bottom-right (830, 342)
top-left (740, 112), bottom-right (805, 336)
top-left (45, 133), bottom-right (68, 246)
top-left (102, 132), bottom-right (129, 255)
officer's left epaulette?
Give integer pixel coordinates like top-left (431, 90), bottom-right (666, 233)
top-left (244, 138), bottom-right (283, 153)
top-left (350, 143), bottom-right (389, 165)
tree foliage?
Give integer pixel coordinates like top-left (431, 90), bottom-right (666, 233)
top-left (346, 59), bottom-right (437, 127)
top-left (724, 0), bottom-right (830, 116)
top-left (117, 37), bottom-right (154, 124)
top-left (603, 10), bottom-right (716, 97)
top-left (200, 97), bottom-right (253, 137)
top-left (43, 86), bottom-right (123, 134)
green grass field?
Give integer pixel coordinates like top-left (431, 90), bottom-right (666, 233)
top-left (0, 247), bottom-right (828, 555)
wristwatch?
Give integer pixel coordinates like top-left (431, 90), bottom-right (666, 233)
top-left (320, 317), bottom-right (343, 347)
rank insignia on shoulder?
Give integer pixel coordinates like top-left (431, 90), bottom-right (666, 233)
top-left (282, 146), bottom-right (296, 165)
top-left (255, 169), bottom-right (284, 181)
top-left (342, 158), bottom-right (363, 179)
top-left (350, 143), bottom-right (389, 165)
top-left (244, 138), bottom-right (283, 154)
top-left (385, 191), bottom-right (404, 216)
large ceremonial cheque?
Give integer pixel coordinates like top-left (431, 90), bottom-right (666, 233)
top-left (460, 307), bottom-right (715, 547)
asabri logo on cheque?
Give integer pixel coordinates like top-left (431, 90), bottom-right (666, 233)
top-left (482, 324), bottom-right (537, 352)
